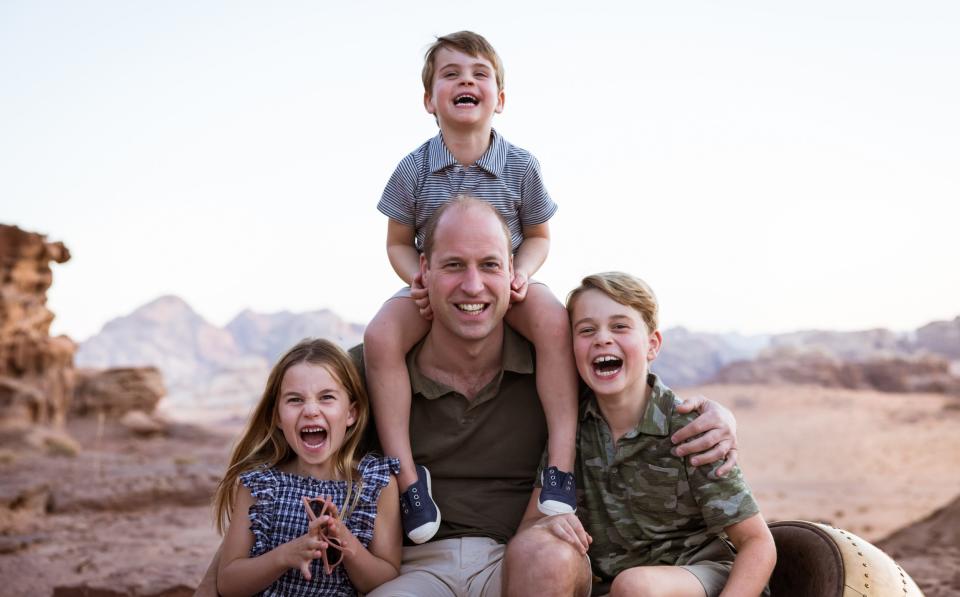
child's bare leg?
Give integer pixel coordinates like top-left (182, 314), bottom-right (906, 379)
top-left (609, 566), bottom-right (706, 597)
top-left (505, 283), bottom-right (578, 475)
top-left (363, 295), bottom-right (430, 491)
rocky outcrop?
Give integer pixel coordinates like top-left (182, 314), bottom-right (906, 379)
top-left (915, 316), bottom-right (960, 360)
top-left (879, 495), bottom-right (960, 597)
top-left (0, 224), bottom-right (74, 428)
top-left (769, 328), bottom-right (911, 361)
top-left (72, 367), bottom-right (165, 418)
top-left (712, 347), bottom-right (960, 394)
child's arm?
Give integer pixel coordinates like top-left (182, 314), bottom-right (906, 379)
top-left (326, 476), bottom-right (402, 593)
top-left (387, 219), bottom-right (432, 319)
top-left (386, 220), bottom-right (420, 285)
top-left (217, 486), bottom-right (327, 597)
top-left (719, 513), bottom-right (776, 597)
top-left (511, 222), bottom-right (550, 303)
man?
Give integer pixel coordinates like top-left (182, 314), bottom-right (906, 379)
top-left (195, 197), bottom-right (737, 596)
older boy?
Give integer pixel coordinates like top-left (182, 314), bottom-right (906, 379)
top-left (363, 31), bottom-right (579, 544)
top-left (564, 273), bottom-right (776, 597)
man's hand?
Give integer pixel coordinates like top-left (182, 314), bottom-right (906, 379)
top-left (672, 396), bottom-right (738, 476)
top-left (510, 271), bottom-right (529, 304)
top-left (532, 513), bottom-right (592, 555)
top-left (411, 272), bottom-right (432, 320)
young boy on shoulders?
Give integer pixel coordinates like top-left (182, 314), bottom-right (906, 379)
top-left (363, 31), bottom-right (579, 544)
top-left (566, 272), bottom-right (775, 597)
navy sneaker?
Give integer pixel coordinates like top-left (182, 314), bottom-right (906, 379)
top-left (538, 466), bottom-right (577, 515)
top-left (400, 465), bottom-right (441, 544)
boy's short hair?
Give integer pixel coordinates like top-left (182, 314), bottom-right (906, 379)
top-left (422, 31), bottom-right (504, 94)
top-left (566, 272), bottom-right (659, 332)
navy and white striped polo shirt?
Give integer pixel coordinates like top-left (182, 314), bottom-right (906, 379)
top-left (378, 129), bottom-right (558, 253)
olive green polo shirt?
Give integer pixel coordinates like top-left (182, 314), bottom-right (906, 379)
top-left (576, 373), bottom-right (759, 581)
top-left (353, 325), bottom-right (548, 545)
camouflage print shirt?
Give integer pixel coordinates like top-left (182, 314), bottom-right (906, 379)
top-left (577, 373), bottom-right (760, 581)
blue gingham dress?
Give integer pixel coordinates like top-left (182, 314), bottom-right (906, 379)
top-left (239, 454), bottom-right (400, 597)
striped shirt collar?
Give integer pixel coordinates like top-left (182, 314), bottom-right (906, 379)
top-left (581, 373), bottom-right (675, 438)
top-left (427, 129), bottom-right (508, 178)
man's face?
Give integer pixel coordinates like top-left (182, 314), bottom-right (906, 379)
top-left (424, 46), bottom-right (504, 130)
top-left (421, 206), bottom-right (513, 342)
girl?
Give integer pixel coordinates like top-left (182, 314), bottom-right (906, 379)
top-left (213, 338), bottom-right (401, 597)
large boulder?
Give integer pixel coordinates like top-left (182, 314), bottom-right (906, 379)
top-left (72, 367), bottom-right (165, 418)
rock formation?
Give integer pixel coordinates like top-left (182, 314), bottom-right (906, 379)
top-left (0, 224), bottom-right (74, 428)
top-left (712, 346), bottom-right (960, 394)
top-left (72, 367), bottom-right (166, 418)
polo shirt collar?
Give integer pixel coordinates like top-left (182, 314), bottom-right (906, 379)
top-left (406, 324), bottom-right (534, 400)
top-left (581, 373), bottom-right (675, 438)
top-left (474, 129), bottom-right (507, 177)
top-left (427, 130), bottom-right (507, 177)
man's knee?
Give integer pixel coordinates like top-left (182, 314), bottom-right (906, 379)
top-left (505, 527), bottom-right (589, 591)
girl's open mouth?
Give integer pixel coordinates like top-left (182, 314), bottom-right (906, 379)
top-left (300, 426), bottom-right (327, 449)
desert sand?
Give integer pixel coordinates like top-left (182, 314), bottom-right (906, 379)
top-left (1, 383), bottom-right (958, 596)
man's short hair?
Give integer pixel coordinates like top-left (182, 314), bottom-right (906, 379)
top-left (421, 195), bottom-right (512, 262)
top-left (422, 31), bottom-right (505, 94)
top-left (566, 272), bottom-right (660, 332)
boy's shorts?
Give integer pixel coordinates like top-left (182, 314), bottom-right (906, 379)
top-left (590, 537), bottom-right (770, 597)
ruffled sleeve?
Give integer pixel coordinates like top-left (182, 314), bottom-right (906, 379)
top-left (343, 454), bottom-right (400, 547)
top-left (358, 454), bottom-right (401, 502)
top-left (239, 467), bottom-right (279, 557)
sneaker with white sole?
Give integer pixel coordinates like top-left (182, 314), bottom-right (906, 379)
top-left (400, 464), bottom-right (441, 544)
top-left (538, 466), bottom-right (577, 515)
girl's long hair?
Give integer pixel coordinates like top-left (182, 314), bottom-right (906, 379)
top-left (213, 338), bottom-right (370, 535)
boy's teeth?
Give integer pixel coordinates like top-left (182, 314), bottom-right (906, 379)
top-left (458, 303), bottom-right (484, 312)
top-left (592, 355), bottom-right (623, 376)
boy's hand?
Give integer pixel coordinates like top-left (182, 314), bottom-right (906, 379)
top-left (510, 271), bottom-right (529, 304)
top-left (672, 396), bottom-right (738, 476)
top-left (411, 272), bottom-right (433, 320)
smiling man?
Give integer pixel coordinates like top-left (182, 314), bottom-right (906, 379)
top-left (195, 197), bottom-right (738, 597)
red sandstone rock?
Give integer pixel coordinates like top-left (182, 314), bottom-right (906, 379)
top-left (0, 224), bottom-right (75, 427)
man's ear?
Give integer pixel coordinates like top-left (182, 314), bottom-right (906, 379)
top-left (495, 89), bottom-right (505, 114)
top-left (419, 252), bottom-right (430, 283)
top-left (647, 330), bottom-right (663, 362)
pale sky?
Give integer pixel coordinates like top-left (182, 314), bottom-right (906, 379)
top-left (3, 1), bottom-right (958, 341)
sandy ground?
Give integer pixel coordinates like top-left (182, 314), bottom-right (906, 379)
top-left (1, 383), bottom-right (958, 596)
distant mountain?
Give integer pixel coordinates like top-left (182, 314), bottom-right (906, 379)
top-left (767, 328), bottom-right (911, 361)
top-left (653, 327), bottom-right (768, 388)
top-left (76, 296), bottom-right (364, 413)
top-left (77, 296), bottom-right (960, 412)
top-left (227, 308), bottom-right (364, 364)
top-left (710, 316), bottom-right (960, 392)
top-left (915, 316), bottom-right (960, 359)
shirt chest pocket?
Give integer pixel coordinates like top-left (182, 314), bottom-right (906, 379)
top-left (628, 462), bottom-right (680, 512)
